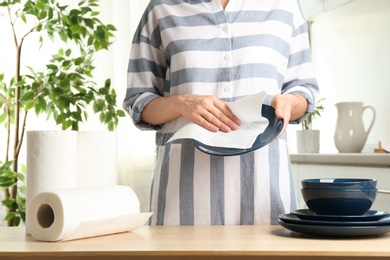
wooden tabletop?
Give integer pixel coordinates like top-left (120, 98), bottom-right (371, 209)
top-left (1, 225), bottom-right (390, 259)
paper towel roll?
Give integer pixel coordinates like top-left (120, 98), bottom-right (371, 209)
top-left (26, 130), bottom-right (79, 233)
top-left (77, 131), bottom-right (118, 187)
top-left (27, 185), bottom-right (151, 242)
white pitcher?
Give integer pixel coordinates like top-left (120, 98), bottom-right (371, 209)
top-left (334, 102), bottom-right (376, 153)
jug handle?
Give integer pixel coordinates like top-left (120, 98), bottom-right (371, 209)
top-left (363, 106), bottom-right (376, 137)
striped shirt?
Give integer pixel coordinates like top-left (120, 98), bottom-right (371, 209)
top-left (123, 0), bottom-right (319, 225)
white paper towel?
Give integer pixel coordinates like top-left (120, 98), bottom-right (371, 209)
top-left (168, 91), bottom-right (268, 149)
top-left (26, 130), bottom-right (119, 234)
top-left (26, 185), bottom-right (152, 242)
top-left (26, 131), bottom-right (78, 203)
top-left (26, 131), bottom-right (79, 234)
top-left (77, 131), bottom-right (118, 187)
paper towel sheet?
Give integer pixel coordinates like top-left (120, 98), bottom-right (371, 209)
top-left (68, 212), bottom-right (152, 241)
top-left (26, 185), bottom-right (152, 242)
top-left (168, 91), bottom-right (268, 149)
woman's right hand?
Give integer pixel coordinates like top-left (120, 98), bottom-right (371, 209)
top-left (141, 94), bottom-right (241, 133)
top-left (176, 94), bottom-right (241, 133)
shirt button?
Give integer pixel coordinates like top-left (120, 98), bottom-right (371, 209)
top-left (224, 87), bottom-right (231, 92)
top-left (222, 25), bottom-right (228, 32)
top-left (224, 55), bottom-right (230, 61)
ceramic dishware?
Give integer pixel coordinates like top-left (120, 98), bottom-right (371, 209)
top-left (301, 178), bottom-right (377, 189)
top-left (193, 104), bottom-right (283, 156)
top-left (301, 188), bottom-right (377, 215)
top-left (279, 212), bottom-right (390, 226)
top-left (290, 209), bottom-right (389, 222)
top-left (277, 218), bottom-right (390, 237)
top-left (334, 102), bottom-right (376, 153)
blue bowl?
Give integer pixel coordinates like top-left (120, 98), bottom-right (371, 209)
top-left (301, 188), bottom-right (377, 215)
top-left (301, 178), bottom-right (377, 189)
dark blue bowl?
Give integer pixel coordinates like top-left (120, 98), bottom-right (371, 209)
top-left (301, 178), bottom-right (377, 189)
top-left (301, 188), bottom-right (377, 215)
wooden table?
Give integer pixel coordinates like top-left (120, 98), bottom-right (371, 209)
top-left (1, 226), bottom-right (390, 259)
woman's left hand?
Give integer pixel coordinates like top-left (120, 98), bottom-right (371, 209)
top-left (271, 93), bottom-right (308, 140)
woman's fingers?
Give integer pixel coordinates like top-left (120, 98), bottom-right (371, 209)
top-left (201, 98), bottom-right (241, 132)
top-left (179, 95), bottom-right (240, 132)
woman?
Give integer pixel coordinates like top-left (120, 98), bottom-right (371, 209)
top-left (123, 0), bottom-right (319, 225)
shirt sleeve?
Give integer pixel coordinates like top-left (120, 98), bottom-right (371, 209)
top-left (282, 0), bottom-right (320, 124)
top-left (123, 4), bottom-right (167, 130)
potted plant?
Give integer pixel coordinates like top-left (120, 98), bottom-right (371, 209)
top-left (0, 0), bottom-right (124, 226)
top-left (296, 98), bottom-right (325, 153)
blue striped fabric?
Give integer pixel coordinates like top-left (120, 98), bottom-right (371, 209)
top-left (124, 0), bottom-right (319, 225)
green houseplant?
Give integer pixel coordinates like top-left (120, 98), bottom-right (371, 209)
top-left (301, 98), bottom-right (325, 130)
top-left (296, 98), bottom-right (325, 153)
top-left (0, 0), bottom-right (124, 226)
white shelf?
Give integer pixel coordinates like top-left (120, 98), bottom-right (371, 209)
top-left (290, 153), bottom-right (390, 168)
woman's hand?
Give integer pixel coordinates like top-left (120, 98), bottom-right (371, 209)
top-left (141, 94), bottom-right (241, 133)
top-left (271, 93), bottom-right (308, 139)
top-left (176, 94), bottom-right (241, 132)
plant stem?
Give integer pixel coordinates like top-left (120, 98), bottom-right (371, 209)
top-left (15, 111), bottom-right (28, 161)
top-left (13, 46), bottom-right (21, 172)
top-left (7, 8), bottom-right (23, 224)
top-left (0, 94), bottom-right (11, 163)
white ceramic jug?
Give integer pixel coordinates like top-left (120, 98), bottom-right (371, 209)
top-left (334, 102), bottom-right (376, 153)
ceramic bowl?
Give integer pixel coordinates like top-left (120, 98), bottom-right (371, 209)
top-left (301, 178), bottom-right (377, 190)
top-left (301, 188), bottom-right (377, 215)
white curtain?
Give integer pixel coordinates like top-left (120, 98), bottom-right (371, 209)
top-left (96, 0), bottom-right (155, 213)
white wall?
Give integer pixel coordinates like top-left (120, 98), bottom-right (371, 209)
top-left (98, 0), bottom-right (155, 213)
top-left (290, 0), bottom-right (390, 154)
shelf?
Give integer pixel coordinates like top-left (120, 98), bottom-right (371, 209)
top-left (290, 153), bottom-right (390, 168)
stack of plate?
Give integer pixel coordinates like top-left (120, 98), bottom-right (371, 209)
top-left (278, 209), bottom-right (390, 237)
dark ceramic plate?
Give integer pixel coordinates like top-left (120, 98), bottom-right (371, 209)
top-left (290, 209), bottom-right (389, 222)
top-left (278, 219), bottom-right (390, 237)
top-left (279, 213), bottom-right (390, 226)
top-left (193, 104), bottom-right (283, 156)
